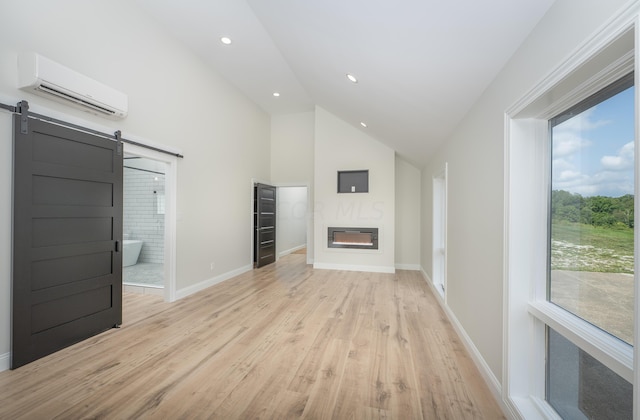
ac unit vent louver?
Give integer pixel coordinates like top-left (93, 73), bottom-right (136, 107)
top-left (18, 53), bottom-right (128, 119)
top-left (36, 84), bottom-right (118, 116)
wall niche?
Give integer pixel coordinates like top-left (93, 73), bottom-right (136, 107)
top-left (337, 169), bottom-right (368, 193)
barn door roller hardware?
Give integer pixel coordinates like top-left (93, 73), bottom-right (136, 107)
top-left (0, 99), bottom-right (183, 158)
top-left (17, 100), bottom-right (29, 134)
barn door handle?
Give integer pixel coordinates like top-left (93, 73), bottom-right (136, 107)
top-left (115, 241), bottom-right (120, 253)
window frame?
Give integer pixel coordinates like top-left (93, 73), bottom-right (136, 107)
top-left (504, 9), bottom-right (639, 419)
top-left (543, 71), bottom-right (635, 382)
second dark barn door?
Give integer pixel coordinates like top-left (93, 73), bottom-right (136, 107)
top-left (12, 115), bottom-right (123, 369)
top-left (254, 183), bottom-right (276, 268)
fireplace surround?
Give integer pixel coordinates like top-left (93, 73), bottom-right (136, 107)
top-left (327, 227), bottom-right (378, 250)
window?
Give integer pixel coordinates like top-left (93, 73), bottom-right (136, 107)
top-left (505, 19), bottom-right (638, 420)
top-left (549, 76), bottom-right (634, 346)
top-left (432, 164), bottom-right (448, 298)
top-left (547, 327), bottom-right (632, 419)
top-left (547, 75), bottom-right (634, 418)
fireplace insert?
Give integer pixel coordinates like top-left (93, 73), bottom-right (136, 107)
top-left (327, 227), bottom-right (378, 250)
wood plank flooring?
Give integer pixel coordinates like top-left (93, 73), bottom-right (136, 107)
top-left (0, 254), bottom-right (504, 419)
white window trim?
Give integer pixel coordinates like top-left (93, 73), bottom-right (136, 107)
top-left (528, 301), bottom-right (634, 382)
top-left (504, 3), bottom-right (640, 419)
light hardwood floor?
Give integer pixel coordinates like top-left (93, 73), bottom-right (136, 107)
top-left (0, 254), bottom-right (504, 419)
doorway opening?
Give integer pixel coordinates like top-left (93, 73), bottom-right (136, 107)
top-left (122, 155), bottom-right (166, 296)
top-left (250, 182), bottom-right (312, 269)
top-left (433, 163), bottom-right (448, 298)
top-left (276, 186), bottom-right (308, 259)
top-left (123, 143), bottom-right (177, 302)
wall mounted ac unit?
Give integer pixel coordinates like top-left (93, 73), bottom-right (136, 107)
top-left (17, 53), bottom-right (128, 119)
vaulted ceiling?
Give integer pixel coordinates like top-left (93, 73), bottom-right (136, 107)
top-left (134, 0), bottom-right (555, 166)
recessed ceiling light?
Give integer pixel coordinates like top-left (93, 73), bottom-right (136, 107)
top-left (220, 37), bottom-right (232, 45)
top-left (346, 73), bottom-right (358, 83)
top-left (360, 122), bottom-right (367, 128)
top-left (273, 92), bottom-right (280, 97)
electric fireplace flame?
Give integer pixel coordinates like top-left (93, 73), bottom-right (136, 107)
top-left (328, 227), bottom-right (378, 250)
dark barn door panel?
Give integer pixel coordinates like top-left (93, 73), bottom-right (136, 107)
top-left (254, 183), bottom-right (276, 268)
top-left (12, 115), bottom-right (123, 369)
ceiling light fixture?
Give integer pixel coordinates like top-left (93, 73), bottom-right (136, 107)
top-left (220, 36), bottom-right (232, 45)
top-left (346, 73), bottom-right (358, 83)
top-left (360, 122), bottom-right (367, 128)
top-left (273, 92), bottom-right (280, 97)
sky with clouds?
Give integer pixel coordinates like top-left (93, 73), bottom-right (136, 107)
top-left (552, 86), bottom-right (635, 197)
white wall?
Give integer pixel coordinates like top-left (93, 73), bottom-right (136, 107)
top-left (314, 107), bottom-right (395, 273)
top-left (270, 111), bottom-right (315, 261)
top-left (277, 186), bottom-right (308, 256)
top-left (395, 156), bottom-right (421, 269)
top-left (0, 0), bottom-right (271, 365)
top-left (420, 0), bottom-right (631, 389)
top-left (270, 112), bottom-right (315, 184)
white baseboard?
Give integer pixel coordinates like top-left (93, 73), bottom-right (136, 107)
top-left (419, 267), bottom-right (508, 417)
top-left (0, 352), bottom-right (10, 372)
top-left (420, 267), bottom-right (431, 282)
top-left (313, 262), bottom-right (395, 274)
top-left (395, 263), bottom-right (421, 271)
top-left (278, 244), bottom-right (306, 258)
top-left (175, 264), bottom-right (253, 300)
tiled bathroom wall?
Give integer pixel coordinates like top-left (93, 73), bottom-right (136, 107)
top-left (123, 159), bottom-right (165, 264)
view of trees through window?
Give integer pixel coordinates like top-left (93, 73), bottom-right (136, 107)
top-left (551, 190), bottom-right (634, 274)
top-left (549, 77), bottom-right (635, 346)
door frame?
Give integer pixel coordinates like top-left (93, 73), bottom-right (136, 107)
top-left (250, 180), bottom-right (313, 266)
top-left (124, 143), bottom-right (178, 302)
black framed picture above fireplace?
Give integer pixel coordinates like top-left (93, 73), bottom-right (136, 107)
top-left (337, 169), bottom-right (368, 193)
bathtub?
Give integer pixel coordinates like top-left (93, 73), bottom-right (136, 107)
top-left (123, 239), bottom-right (144, 267)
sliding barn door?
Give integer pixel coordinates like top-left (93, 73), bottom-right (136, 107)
top-left (254, 183), bottom-right (276, 268)
top-left (12, 115), bottom-right (123, 369)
